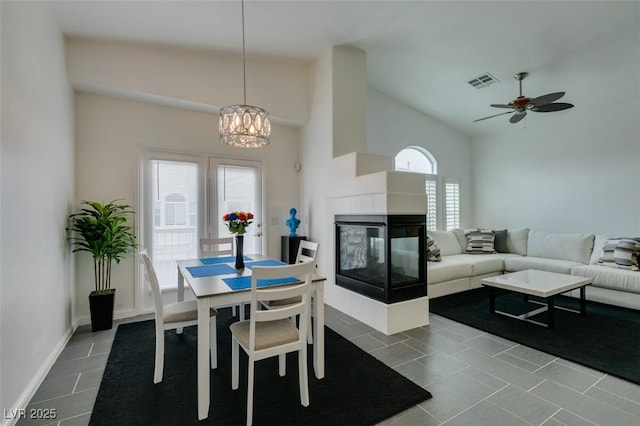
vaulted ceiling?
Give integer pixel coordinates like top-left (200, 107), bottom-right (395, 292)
top-left (50, 0), bottom-right (640, 137)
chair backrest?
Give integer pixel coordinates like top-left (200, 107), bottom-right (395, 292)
top-left (139, 249), bottom-right (164, 320)
top-left (295, 240), bottom-right (319, 263)
top-left (200, 237), bottom-right (234, 258)
top-left (249, 260), bottom-right (315, 351)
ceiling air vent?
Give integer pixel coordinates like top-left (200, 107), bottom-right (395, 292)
top-left (468, 72), bottom-right (499, 89)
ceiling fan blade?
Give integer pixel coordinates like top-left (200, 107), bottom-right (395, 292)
top-left (531, 102), bottom-right (574, 112)
top-left (472, 111), bottom-right (513, 123)
top-left (490, 104), bottom-right (514, 109)
top-left (531, 92), bottom-right (565, 106)
top-left (510, 111), bottom-right (527, 123)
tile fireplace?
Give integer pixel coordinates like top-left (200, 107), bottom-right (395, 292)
top-left (335, 214), bottom-right (426, 304)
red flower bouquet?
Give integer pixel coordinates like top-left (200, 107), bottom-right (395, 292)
top-left (222, 211), bottom-right (254, 235)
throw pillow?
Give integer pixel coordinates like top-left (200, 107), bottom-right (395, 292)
top-left (426, 235), bottom-right (442, 262)
top-left (506, 228), bottom-right (529, 255)
top-left (465, 229), bottom-right (496, 254)
top-left (493, 229), bottom-right (508, 253)
top-left (598, 238), bottom-right (640, 271)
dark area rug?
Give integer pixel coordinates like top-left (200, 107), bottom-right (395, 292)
top-left (90, 309), bottom-right (432, 425)
top-left (430, 287), bottom-right (640, 384)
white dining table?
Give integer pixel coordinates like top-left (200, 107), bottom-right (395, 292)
top-left (176, 254), bottom-right (326, 421)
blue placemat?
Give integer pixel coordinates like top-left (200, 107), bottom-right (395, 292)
top-left (186, 264), bottom-right (237, 278)
top-left (200, 255), bottom-right (253, 265)
top-left (223, 276), bottom-right (300, 290)
top-left (245, 259), bottom-right (287, 269)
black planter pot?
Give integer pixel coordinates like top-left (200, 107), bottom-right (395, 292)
top-left (89, 289), bottom-right (115, 332)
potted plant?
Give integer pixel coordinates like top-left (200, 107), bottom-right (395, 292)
top-left (68, 200), bottom-right (137, 331)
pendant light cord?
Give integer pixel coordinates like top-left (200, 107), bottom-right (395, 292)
top-left (241, 0), bottom-right (247, 105)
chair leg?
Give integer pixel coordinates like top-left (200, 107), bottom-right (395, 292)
top-left (210, 316), bottom-right (217, 370)
top-left (247, 357), bottom-right (255, 426)
top-left (154, 324), bottom-right (164, 384)
top-left (307, 315), bottom-right (313, 345)
top-left (299, 346), bottom-right (309, 407)
top-left (279, 354), bottom-right (286, 376)
top-left (232, 338), bottom-right (239, 390)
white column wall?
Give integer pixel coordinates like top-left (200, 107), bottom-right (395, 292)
top-left (1, 2), bottom-right (75, 417)
top-left (301, 48), bottom-right (428, 334)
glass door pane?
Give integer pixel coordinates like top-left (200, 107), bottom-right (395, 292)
top-left (209, 158), bottom-right (263, 255)
top-left (149, 159), bottom-right (200, 289)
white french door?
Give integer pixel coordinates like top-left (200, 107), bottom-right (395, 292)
top-left (138, 151), bottom-right (263, 314)
top-left (209, 157), bottom-right (264, 256)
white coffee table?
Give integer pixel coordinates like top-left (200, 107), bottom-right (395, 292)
top-left (480, 270), bottom-right (592, 329)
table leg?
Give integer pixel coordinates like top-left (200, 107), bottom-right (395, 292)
top-left (197, 298), bottom-right (210, 420)
top-left (489, 287), bottom-right (496, 313)
top-left (547, 296), bottom-right (555, 330)
top-left (313, 281), bottom-right (325, 379)
top-left (177, 267), bottom-right (184, 334)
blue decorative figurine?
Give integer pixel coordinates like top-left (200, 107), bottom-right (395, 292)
top-left (285, 208), bottom-right (301, 237)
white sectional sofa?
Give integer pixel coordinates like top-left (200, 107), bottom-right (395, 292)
top-left (427, 228), bottom-right (640, 310)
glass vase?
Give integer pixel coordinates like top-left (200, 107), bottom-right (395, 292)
top-left (235, 235), bottom-right (245, 269)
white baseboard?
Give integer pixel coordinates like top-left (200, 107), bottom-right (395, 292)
top-left (74, 308), bottom-right (137, 326)
top-left (2, 324), bottom-right (75, 426)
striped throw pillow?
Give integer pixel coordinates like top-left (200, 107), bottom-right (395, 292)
top-left (598, 238), bottom-right (640, 271)
top-left (465, 229), bottom-right (496, 254)
top-left (426, 235), bottom-right (442, 262)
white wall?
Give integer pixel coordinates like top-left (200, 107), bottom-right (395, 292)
top-left (366, 89), bottom-right (473, 228)
top-left (74, 92), bottom-right (301, 320)
top-left (471, 21), bottom-right (640, 236)
top-left (66, 38), bottom-right (310, 126)
top-left (1, 1), bottom-right (75, 418)
top-left (471, 98), bottom-right (640, 236)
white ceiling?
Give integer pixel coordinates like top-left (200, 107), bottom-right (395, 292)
top-left (49, 0), bottom-right (640, 137)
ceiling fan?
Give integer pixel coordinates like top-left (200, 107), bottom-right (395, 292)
top-left (473, 72), bottom-right (574, 124)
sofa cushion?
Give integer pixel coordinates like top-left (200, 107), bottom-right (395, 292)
top-left (590, 234), bottom-right (609, 264)
top-left (427, 257), bottom-right (472, 284)
top-left (493, 229), bottom-right (508, 253)
top-left (465, 229), bottom-right (496, 253)
top-left (504, 256), bottom-right (583, 274)
top-left (448, 254), bottom-right (505, 276)
top-left (572, 265), bottom-right (640, 294)
top-left (506, 228), bottom-right (529, 255)
top-left (428, 231), bottom-right (463, 256)
top-left (598, 238), bottom-right (640, 271)
top-left (452, 228), bottom-right (470, 252)
top-left (426, 235), bottom-right (441, 262)
top-left (527, 230), bottom-right (594, 264)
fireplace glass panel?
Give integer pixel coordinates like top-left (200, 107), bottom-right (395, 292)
top-left (390, 226), bottom-right (421, 288)
top-left (338, 225), bottom-right (386, 288)
top-left (335, 214), bottom-right (426, 304)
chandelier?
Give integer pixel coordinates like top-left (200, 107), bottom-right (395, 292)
top-left (219, 0), bottom-right (271, 148)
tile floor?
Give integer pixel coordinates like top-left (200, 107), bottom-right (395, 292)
top-left (16, 306), bottom-right (640, 426)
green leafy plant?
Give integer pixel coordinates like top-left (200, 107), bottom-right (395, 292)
top-left (67, 200), bottom-right (137, 293)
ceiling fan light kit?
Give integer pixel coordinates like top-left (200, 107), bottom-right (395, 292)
top-left (473, 71), bottom-right (574, 124)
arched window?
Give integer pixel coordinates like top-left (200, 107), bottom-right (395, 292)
top-left (395, 147), bottom-right (438, 231)
top-left (394, 147), bottom-right (437, 175)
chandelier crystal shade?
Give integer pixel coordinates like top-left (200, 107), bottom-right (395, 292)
top-left (219, 0), bottom-right (271, 148)
top-left (219, 105), bottom-right (271, 148)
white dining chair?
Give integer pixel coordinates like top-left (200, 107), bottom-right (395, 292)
top-left (200, 237), bottom-right (244, 318)
top-left (199, 237), bottom-right (234, 258)
top-left (230, 260), bottom-right (315, 426)
top-left (262, 241), bottom-right (318, 343)
top-left (139, 249), bottom-right (218, 384)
